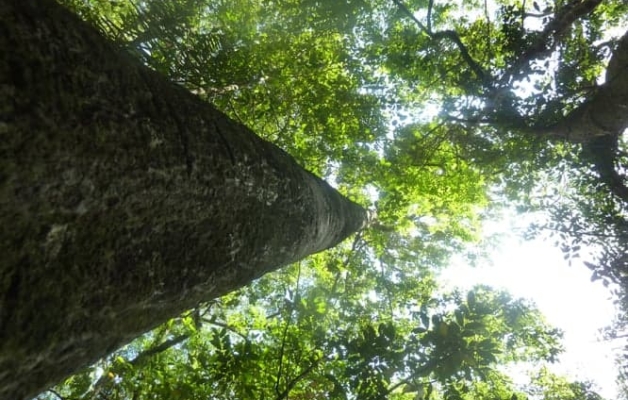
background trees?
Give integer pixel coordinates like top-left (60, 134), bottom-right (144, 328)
top-left (22, 0), bottom-right (628, 398)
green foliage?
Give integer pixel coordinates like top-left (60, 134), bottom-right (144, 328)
top-left (41, 274), bottom-right (566, 399)
top-left (526, 367), bottom-right (606, 400)
top-left (44, 0), bottom-right (628, 398)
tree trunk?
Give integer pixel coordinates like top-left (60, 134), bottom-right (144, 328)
top-left (0, 1), bottom-right (366, 399)
top-left (544, 30), bottom-right (628, 202)
top-left (549, 29), bottom-right (628, 143)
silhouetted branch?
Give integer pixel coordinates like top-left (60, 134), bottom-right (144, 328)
top-left (130, 334), bottom-right (190, 366)
top-left (426, 0), bottom-right (433, 32)
top-left (391, 0), bottom-right (488, 84)
top-left (391, 0), bottom-right (430, 34)
top-left (500, 0), bottom-right (603, 85)
top-left (47, 389), bottom-right (65, 400)
top-left (202, 319), bottom-right (249, 341)
top-left (275, 262), bottom-right (303, 398)
top-left (275, 359), bottom-right (321, 400)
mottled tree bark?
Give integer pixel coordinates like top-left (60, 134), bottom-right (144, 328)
top-left (547, 30), bottom-right (628, 201)
top-left (0, 1), bottom-right (366, 399)
top-left (549, 29), bottom-right (628, 144)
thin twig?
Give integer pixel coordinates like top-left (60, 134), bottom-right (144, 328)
top-left (275, 262), bottom-right (302, 397)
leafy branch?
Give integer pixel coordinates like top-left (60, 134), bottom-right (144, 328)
top-left (46, 389), bottom-right (65, 400)
top-left (499, 0), bottom-right (603, 86)
top-left (128, 334), bottom-right (191, 366)
top-left (202, 318), bottom-right (250, 341)
top-left (275, 262), bottom-right (303, 398)
top-left (275, 358), bottom-right (322, 400)
top-left (83, 333), bottom-right (192, 399)
top-left (391, 0), bottom-right (488, 84)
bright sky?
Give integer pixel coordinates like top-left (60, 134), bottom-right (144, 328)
top-left (441, 217), bottom-right (619, 398)
top-left (393, 4), bottom-right (625, 397)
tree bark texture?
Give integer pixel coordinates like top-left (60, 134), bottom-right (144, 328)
top-left (551, 29), bottom-right (628, 143)
top-left (546, 29), bottom-right (628, 202)
top-left (0, 1), bottom-right (367, 399)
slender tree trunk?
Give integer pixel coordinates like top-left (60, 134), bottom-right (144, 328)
top-left (0, 1), bottom-right (366, 399)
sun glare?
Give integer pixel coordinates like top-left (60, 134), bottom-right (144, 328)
top-left (441, 218), bottom-right (618, 398)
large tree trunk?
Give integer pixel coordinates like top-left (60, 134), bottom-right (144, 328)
top-left (0, 0), bottom-right (366, 398)
top-left (543, 29), bottom-right (628, 202)
top-left (550, 29), bottom-right (628, 144)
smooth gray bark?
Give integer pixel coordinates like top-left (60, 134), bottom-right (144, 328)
top-left (0, 0), bottom-right (366, 398)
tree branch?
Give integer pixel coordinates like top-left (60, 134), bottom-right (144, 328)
top-left (391, 0), bottom-right (488, 84)
top-left (391, 0), bottom-right (430, 35)
top-left (130, 334), bottom-right (190, 366)
top-left (82, 333), bottom-right (191, 400)
top-left (275, 262), bottom-right (303, 397)
top-left (47, 389), bottom-right (65, 400)
top-left (500, 0), bottom-right (603, 86)
top-left (275, 358), bottom-right (321, 400)
top-left (427, 0), bottom-right (433, 33)
top-left (202, 319), bottom-right (249, 341)
top-left (431, 30), bottom-right (487, 84)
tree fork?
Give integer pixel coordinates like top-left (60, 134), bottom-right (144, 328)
top-left (0, 0), bottom-right (367, 398)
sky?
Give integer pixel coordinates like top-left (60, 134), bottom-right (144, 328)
top-left (441, 216), bottom-right (619, 398)
top-left (435, 11), bottom-right (627, 399)
top-left (396, 2), bottom-right (627, 397)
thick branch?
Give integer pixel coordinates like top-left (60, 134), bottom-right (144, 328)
top-left (543, 30), bottom-right (628, 202)
top-left (130, 334), bottom-right (190, 366)
top-left (431, 30), bottom-right (487, 84)
top-left (547, 29), bottom-right (628, 142)
top-left (391, 0), bottom-right (430, 34)
top-left (391, 0), bottom-right (488, 84)
top-left (501, 0), bottom-right (603, 85)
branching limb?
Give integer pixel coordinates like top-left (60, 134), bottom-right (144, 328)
top-left (47, 389), bottom-right (65, 400)
top-left (431, 30), bottom-right (487, 83)
top-left (391, 0), bottom-right (488, 85)
top-left (275, 262), bottom-right (303, 398)
top-left (85, 333), bottom-right (190, 400)
top-left (202, 319), bottom-right (249, 341)
top-left (275, 358), bottom-right (321, 400)
top-left (500, 0), bottom-right (603, 85)
top-left (524, 11), bottom-right (554, 18)
top-left (391, 0), bottom-right (430, 35)
top-left (129, 334), bottom-right (190, 366)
